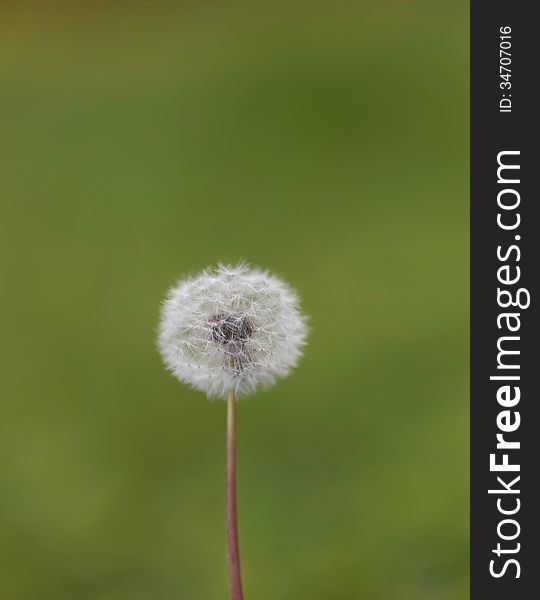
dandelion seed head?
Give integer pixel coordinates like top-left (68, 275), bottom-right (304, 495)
top-left (157, 263), bottom-right (308, 398)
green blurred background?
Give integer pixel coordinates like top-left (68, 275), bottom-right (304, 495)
top-left (0, 2), bottom-right (469, 598)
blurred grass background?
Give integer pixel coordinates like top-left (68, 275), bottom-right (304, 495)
top-left (0, 1), bottom-right (469, 599)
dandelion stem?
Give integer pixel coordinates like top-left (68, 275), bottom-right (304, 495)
top-left (226, 390), bottom-right (244, 600)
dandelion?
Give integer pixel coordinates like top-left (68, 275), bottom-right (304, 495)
top-left (158, 263), bottom-right (308, 600)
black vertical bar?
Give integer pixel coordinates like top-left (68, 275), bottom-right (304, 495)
top-left (471, 1), bottom-right (538, 597)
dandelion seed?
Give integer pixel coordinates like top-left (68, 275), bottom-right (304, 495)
top-left (158, 262), bottom-right (308, 399)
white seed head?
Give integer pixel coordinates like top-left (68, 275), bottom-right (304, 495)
top-left (157, 263), bottom-right (308, 398)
